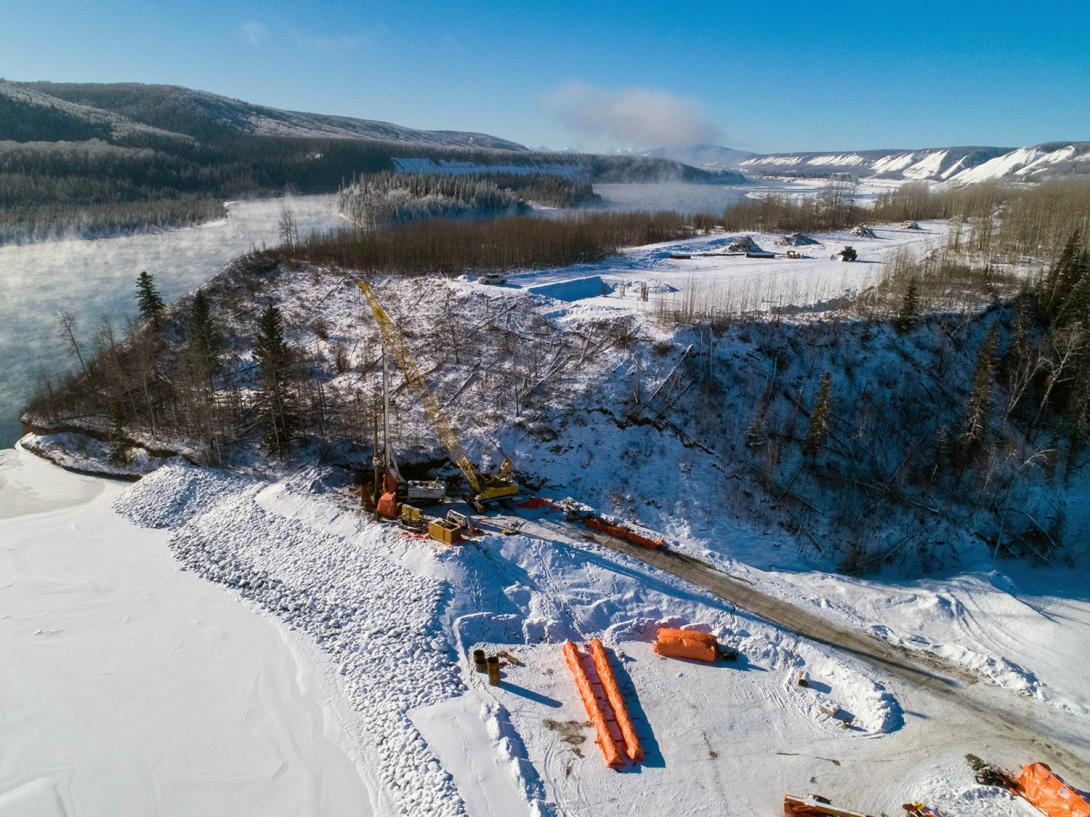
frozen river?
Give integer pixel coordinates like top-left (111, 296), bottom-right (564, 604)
top-left (0, 195), bottom-right (346, 446)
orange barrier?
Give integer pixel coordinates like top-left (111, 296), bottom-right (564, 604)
top-left (656, 627), bottom-right (716, 646)
top-left (784, 795), bottom-right (875, 817)
top-left (652, 626), bottom-right (717, 662)
top-left (1017, 763), bottom-right (1090, 817)
top-left (588, 639), bottom-right (643, 762)
top-left (583, 517), bottom-right (665, 549)
top-left (562, 641), bottom-right (623, 767)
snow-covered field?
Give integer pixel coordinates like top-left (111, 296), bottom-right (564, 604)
top-left (0, 194), bottom-right (346, 448)
top-left (0, 446), bottom-right (379, 817)
top-left (505, 220), bottom-right (948, 316)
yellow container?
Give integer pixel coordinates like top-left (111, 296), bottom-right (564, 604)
top-left (428, 519), bottom-right (462, 546)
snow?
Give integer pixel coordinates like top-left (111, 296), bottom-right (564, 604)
top-left (948, 147), bottom-right (1044, 185)
top-left (0, 446), bottom-right (378, 817)
top-left (506, 221), bottom-right (949, 316)
top-left (903, 149), bottom-right (950, 179)
top-left (0, 443), bottom-right (102, 518)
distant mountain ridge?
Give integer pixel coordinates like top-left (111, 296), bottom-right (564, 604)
top-left (13, 81), bottom-right (528, 150)
top-left (739, 142), bottom-right (1090, 184)
top-left (641, 144), bottom-right (759, 171)
top-left (642, 140), bottom-right (1090, 184)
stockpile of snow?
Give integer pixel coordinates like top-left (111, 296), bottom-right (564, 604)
top-left (115, 463), bottom-right (468, 817)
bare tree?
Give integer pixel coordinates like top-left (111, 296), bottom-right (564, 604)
top-left (56, 310), bottom-right (89, 378)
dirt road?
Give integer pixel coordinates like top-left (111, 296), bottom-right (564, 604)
top-left (500, 512), bottom-right (1090, 779)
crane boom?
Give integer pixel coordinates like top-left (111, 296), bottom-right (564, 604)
top-left (356, 280), bottom-right (516, 502)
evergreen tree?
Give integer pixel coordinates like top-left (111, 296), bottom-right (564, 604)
top-left (962, 323), bottom-right (999, 448)
top-left (803, 372), bottom-right (833, 461)
top-left (894, 278), bottom-right (920, 333)
top-left (1054, 248), bottom-right (1090, 329)
top-left (1038, 230), bottom-right (1081, 317)
top-left (188, 290), bottom-right (219, 374)
top-left (254, 305), bottom-right (296, 457)
top-left (136, 271), bottom-right (165, 329)
top-left (1064, 364), bottom-right (1090, 480)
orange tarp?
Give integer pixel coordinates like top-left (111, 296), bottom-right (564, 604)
top-left (588, 639), bottom-right (643, 762)
top-left (1017, 763), bottom-right (1090, 817)
top-left (562, 641), bottom-right (623, 767)
top-left (652, 626), bottom-right (717, 662)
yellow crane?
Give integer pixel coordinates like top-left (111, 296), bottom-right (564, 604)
top-left (355, 280), bottom-right (519, 509)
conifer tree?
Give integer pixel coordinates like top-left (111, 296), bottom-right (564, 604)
top-left (1055, 248), bottom-right (1090, 329)
top-left (1038, 230), bottom-right (1081, 317)
top-left (188, 290), bottom-right (218, 374)
top-left (1064, 364), bottom-right (1090, 480)
top-left (962, 323), bottom-right (999, 448)
top-left (254, 305), bottom-right (296, 457)
top-left (894, 278), bottom-right (920, 333)
top-left (136, 271), bottom-right (165, 329)
top-left (803, 372), bottom-right (833, 461)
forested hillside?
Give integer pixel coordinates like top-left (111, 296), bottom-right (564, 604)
top-left (0, 80), bottom-right (733, 244)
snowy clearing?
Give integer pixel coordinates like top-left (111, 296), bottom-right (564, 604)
top-left (503, 220), bottom-right (949, 317)
top-left (0, 446), bottom-right (379, 817)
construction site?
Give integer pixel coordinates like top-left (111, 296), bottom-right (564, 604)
top-left (263, 233), bottom-right (1088, 816)
top-left (18, 221), bottom-right (1090, 817)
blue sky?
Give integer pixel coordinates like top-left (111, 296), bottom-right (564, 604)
top-left (3, 0), bottom-right (1089, 153)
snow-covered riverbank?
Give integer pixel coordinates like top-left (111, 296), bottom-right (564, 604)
top-left (0, 194), bottom-right (346, 448)
top-left (0, 445), bottom-right (381, 816)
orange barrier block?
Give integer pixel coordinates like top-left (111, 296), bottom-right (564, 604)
top-left (583, 517), bottom-right (665, 549)
top-left (652, 626), bottom-right (717, 662)
top-left (1017, 763), bottom-right (1090, 817)
top-left (588, 639), bottom-right (643, 762)
top-left (562, 641), bottom-right (623, 767)
top-left (655, 627), bottom-right (717, 646)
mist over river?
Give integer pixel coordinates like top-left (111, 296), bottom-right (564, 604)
top-left (0, 195), bottom-right (345, 447)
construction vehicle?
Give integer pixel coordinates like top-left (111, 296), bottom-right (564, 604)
top-left (356, 280), bottom-right (519, 510)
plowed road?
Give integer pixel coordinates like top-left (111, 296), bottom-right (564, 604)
top-left (499, 512), bottom-right (1090, 779)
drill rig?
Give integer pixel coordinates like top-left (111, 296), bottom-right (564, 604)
top-left (356, 280), bottom-right (519, 511)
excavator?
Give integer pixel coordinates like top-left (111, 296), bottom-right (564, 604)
top-left (356, 280), bottom-right (520, 512)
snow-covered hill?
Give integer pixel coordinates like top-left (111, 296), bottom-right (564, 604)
top-left (8, 80), bottom-right (529, 150)
top-left (740, 142), bottom-right (1090, 184)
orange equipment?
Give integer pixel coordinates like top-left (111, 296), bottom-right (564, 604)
top-left (376, 472), bottom-right (399, 519)
top-left (1016, 763), bottom-right (1090, 817)
top-left (583, 516), bottom-right (664, 549)
top-left (588, 639), bottom-right (643, 762)
top-left (652, 626), bottom-right (718, 662)
top-left (784, 795), bottom-right (875, 817)
top-left (562, 641), bottom-right (623, 767)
